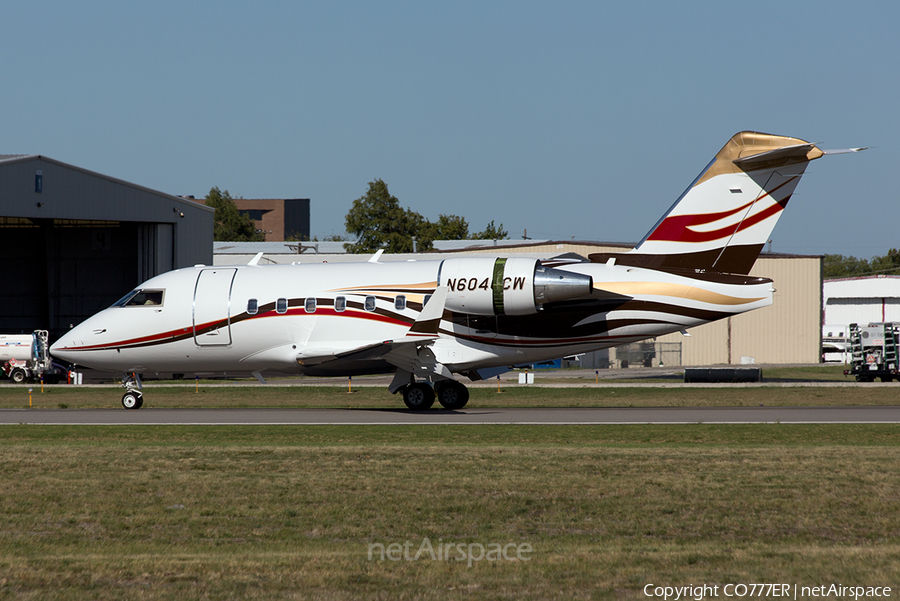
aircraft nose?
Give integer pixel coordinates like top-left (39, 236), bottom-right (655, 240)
top-left (49, 336), bottom-right (75, 362)
top-left (50, 323), bottom-right (91, 362)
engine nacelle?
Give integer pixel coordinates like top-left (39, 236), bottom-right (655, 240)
top-left (438, 257), bottom-right (593, 316)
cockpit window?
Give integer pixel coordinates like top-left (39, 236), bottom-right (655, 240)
top-left (112, 290), bottom-right (139, 307)
top-left (114, 289), bottom-right (165, 307)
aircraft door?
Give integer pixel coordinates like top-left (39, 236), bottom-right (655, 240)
top-left (193, 268), bottom-right (237, 346)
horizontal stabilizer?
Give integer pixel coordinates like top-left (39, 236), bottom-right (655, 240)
top-left (732, 143), bottom-right (822, 170)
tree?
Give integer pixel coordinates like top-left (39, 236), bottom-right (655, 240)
top-left (470, 220), bottom-right (508, 240)
top-left (823, 250), bottom-right (900, 279)
top-left (416, 214), bottom-right (470, 251)
top-left (870, 248), bottom-right (900, 275)
top-left (343, 179), bottom-right (508, 253)
top-left (205, 187), bottom-right (262, 242)
top-left (344, 179), bottom-right (425, 253)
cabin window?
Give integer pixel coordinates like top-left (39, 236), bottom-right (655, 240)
top-left (395, 295), bottom-right (406, 311)
top-left (364, 295), bottom-right (376, 312)
top-left (423, 294), bottom-right (432, 306)
top-left (276, 298), bottom-right (288, 314)
top-left (334, 296), bottom-right (346, 312)
top-left (247, 299), bottom-right (258, 315)
top-left (305, 298), bottom-right (317, 313)
top-left (118, 289), bottom-right (164, 307)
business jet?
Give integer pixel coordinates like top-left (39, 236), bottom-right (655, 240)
top-left (50, 132), bottom-right (862, 409)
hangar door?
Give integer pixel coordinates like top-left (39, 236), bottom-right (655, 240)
top-left (193, 268), bottom-right (237, 346)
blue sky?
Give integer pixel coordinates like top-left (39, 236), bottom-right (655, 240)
top-left (3, 1), bottom-right (896, 256)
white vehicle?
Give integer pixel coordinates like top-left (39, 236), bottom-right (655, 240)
top-left (50, 132), bottom-right (862, 409)
top-left (0, 335), bottom-right (34, 365)
top-left (3, 330), bottom-right (66, 384)
top-left (844, 322), bottom-right (900, 382)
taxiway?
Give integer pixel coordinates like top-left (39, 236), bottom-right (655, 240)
top-left (2, 406), bottom-right (899, 425)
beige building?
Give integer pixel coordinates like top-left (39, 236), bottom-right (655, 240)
top-left (655, 255), bottom-right (822, 365)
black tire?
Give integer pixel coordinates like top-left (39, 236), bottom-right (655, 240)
top-left (402, 383), bottom-right (435, 410)
top-left (122, 391), bottom-right (143, 410)
top-left (44, 375), bottom-right (61, 385)
top-left (10, 369), bottom-right (27, 384)
top-left (436, 381), bottom-right (469, 410)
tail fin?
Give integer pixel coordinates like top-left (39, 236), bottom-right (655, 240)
top-left (592, 131), bottom-right (824, 275)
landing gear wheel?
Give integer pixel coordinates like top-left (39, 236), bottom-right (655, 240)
top-left (436, 381), bottom-right (469, 410)
top-left (402, 383), bottom-right (435, 410)
top-left (122, 391), bottom-right (143, 410)
top-left (10, 369), bottom-right (27, 384)
top-left (120, 372), bottom-right (144, 409)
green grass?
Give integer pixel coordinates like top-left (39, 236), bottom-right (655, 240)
top-left (0, 382), bottom-right (897, 410)
top-left (761, 364), bottom-right (852, 381)
top-left (1, 424), bottom-right (899, 599)
top-left (539, 363), bottom-right (855, 384)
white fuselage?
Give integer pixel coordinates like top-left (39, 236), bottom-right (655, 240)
top-left (50, 258), bottom-right (773, 378)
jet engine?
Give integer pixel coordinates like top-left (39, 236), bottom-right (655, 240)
top-left (438, 257), bottom-right (593, 316)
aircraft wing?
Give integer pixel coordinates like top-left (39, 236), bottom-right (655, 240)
top-left (296, 340), bottom-right (395, 367)
top-left (295, 287), bottom-right (448, 369)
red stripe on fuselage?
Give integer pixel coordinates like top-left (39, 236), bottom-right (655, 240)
top-left (56, 308), bottom-right (412, 352)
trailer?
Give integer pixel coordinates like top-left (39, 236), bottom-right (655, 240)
top-left (843, 322), bottom-right (900, 382)
top-left (1, 330), bottom-right (67, 384)
top-left (0, 334), bottom-right (34, 365)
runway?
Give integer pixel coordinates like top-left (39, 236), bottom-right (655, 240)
top-left (2, 406), bottom-right (900, 425)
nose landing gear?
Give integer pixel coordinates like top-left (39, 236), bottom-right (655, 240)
top-left (121, 372), bottom-right (144, 409)
top-left (122, 390), bottom-right (143, 409)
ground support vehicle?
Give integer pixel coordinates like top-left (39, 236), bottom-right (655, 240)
top-left (843, 322), bottom-right (900, 382)
top-left (1, 330), bottom-right (66, 384)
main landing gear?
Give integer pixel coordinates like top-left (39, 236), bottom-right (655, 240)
top-left (121, 372), bottom-right (144, 410)
top-left (434, 380), bottom-right (469, 410)
top-left (399, 380), bottom-right (469, 411)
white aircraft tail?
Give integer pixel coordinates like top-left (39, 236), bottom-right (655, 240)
top-left (593, 131), bottom-right (825, 275)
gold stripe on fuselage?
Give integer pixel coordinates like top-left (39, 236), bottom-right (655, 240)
top-left (596, 281), bottom-right (764, 306)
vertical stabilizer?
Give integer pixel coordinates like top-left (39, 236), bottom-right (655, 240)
top-left (595, 132), bottom-right (824, 275)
